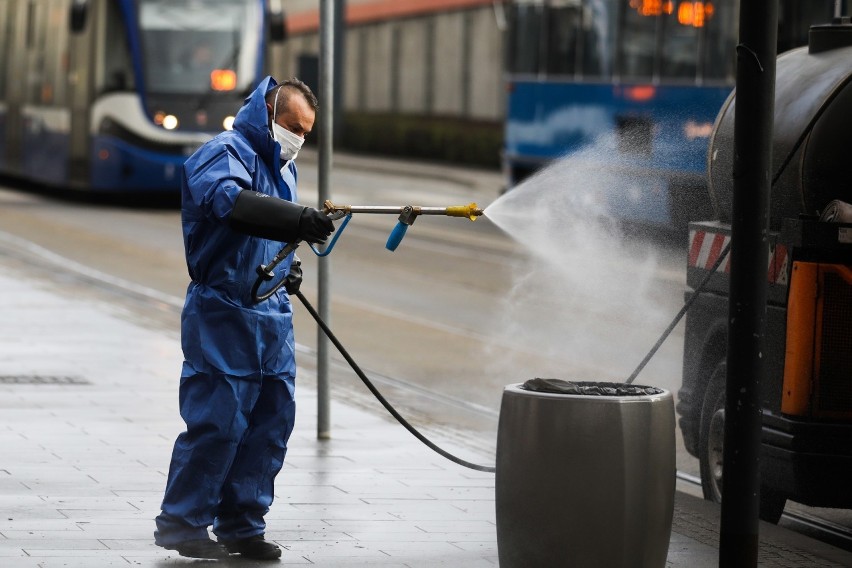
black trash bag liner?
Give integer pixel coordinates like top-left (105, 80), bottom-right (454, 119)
top-left (522, 378), bottom-right (665, 396)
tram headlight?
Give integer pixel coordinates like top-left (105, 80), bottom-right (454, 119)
top-left (162, 115), bottom-right (179, 130)
top-left (223, 116), bottom-right (235, 130)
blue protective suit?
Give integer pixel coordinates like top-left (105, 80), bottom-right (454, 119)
top-left (155, 76), bottom-right (299, 546)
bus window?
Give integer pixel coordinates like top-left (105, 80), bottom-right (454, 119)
top-left (509, 0), bottom-right (617, 78)
top-left (507, 0), bottom-right (544, 74)
top-left (581, 0), bottom-right (616, 78)
top-left (545, 1), bottom-right (582, 76)
top-left (700, 1), bottom-right (737, 82)
top-left (659, 8), bottom-right (699, 79)
top-left (617, 0), bottom-right (657, 79)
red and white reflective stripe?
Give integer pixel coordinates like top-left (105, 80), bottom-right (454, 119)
top-left (688, 229), bottom-right (789, 285)
top-left (688, 229), bottom-right (731, 273)
top-left (769, 244), bottom-right (789, 286)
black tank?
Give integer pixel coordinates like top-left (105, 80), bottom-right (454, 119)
top-left (708, 21), bottom-right (852, 230)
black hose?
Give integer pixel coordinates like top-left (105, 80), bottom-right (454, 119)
top-left (252, 242), bottom-right (301, 303)
top-left (251, 267), bottom-right (288, 303)
top-left (626, 240), bottom-right (732, 384)
top-left (294, 290), bottom-right (496, 473)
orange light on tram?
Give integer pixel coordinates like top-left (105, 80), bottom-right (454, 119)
top-left (678, 2), bottom-right (714, 27)
top-left (210, 69), bottom-right (237, 91)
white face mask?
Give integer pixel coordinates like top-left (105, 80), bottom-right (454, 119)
top-left (271, 86), bottom-right (304, 163)
top-left (272, 122), bottom-right (304, 162)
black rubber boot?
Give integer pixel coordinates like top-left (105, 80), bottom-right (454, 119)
top-left (221, 535), bottom-right (282, 560)
top-left (168, 538), bottom-right (230, 559)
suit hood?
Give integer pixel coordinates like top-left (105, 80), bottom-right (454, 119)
top-left (233, 76), bottom-right (280, 169)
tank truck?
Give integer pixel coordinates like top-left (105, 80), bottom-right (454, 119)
top-left (676, 19), bottom-right (852, 523)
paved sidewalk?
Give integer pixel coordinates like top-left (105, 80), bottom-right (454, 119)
top-left (1, 237), bottom-right (852, 567)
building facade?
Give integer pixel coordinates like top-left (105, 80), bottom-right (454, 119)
top-left (270, 0), bottom-right (507, 167)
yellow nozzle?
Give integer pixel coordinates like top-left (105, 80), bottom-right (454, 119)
top-left (445, 202), bottom-right (484, 221)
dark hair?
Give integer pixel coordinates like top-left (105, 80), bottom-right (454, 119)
top-left (266, 78), bottom-right (318, 118)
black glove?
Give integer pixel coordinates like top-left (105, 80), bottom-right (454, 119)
top-left (298, 207), bottom-right (335, 244)
top-left (284, 260), bottom-right (302, 295)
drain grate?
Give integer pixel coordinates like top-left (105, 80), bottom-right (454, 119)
top-left (0, 375), bottom-right (90, 385)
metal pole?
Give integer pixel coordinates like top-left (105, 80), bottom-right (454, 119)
top-left (720, 1), bottom-right (777, 565)
top-left (317, 0), bottom-right (335, 440)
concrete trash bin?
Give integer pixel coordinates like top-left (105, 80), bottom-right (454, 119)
top-left (495, 379), bottom-right (675, 567)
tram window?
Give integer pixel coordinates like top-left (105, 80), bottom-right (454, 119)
top-left (21, 0), bottom-right (70, 105)
top-left (138, 0), bottom-right (261, 95)
top-left (101, 1), bottom-right (133, 93)
top-left (43, 2), bottom-right (69, 105)
top-left (25, 0), bottom-right (47, 104)
top-left (507, 1), bottom-right (543, 74)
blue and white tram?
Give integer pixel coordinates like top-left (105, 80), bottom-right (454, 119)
top-left (0, 0), bottom-right (285, 192)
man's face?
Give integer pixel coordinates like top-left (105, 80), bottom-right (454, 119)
top-left (268, 92), bottom-right (315, 139)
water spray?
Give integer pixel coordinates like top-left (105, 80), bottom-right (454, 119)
top-left (251, 199), bottom-right (484, 303)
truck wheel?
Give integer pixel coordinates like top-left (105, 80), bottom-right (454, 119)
top-left (698, 361), bottom-right (787, 523)
top-left (699, 362), bottom-right (726, 504)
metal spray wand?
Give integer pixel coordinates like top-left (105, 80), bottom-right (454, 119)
top-left (251, 200), bottom-right (484, 303)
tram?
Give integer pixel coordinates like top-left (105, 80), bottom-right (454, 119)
top-left (0, 0), bottom-right (285, 192)
top-left (502, 0), bottom-right (842, 230)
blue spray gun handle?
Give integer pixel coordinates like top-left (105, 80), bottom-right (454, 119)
top-left (386, 222), bottom-right (408, 251)
top-left (386, 205), bottom-right (417, 251)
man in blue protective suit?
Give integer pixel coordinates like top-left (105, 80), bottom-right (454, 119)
top-left (153, 76), bottom-right (334, 561)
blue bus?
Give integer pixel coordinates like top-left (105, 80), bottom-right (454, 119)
top-left (502, 0), bottom-right (841, 230)
top-left (0, 0), bottom-right (285, 193)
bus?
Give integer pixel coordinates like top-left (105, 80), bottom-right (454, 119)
top-left (0, 0), bottom-right (285, 193)
top-left (502, 0), bottom-right (842, 230)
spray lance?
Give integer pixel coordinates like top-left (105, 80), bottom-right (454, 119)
top-left (251, 199), bottom-right (484, 303)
